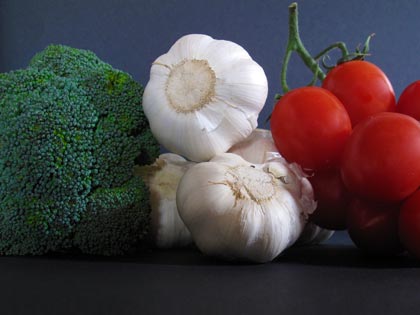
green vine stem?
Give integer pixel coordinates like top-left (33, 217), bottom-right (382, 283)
top-left (281, 2), bottom-right (326, 94)
top-left (314, 42), bottom-right (350, 70)
top-left (274, 2), bottom-right (375, 105)
top-left (314, 42), bottom-right (349, 61)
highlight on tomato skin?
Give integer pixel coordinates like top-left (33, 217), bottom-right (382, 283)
top-left (347, 198), bottom-right (403, 256)
top-left (322, 60), bottom-right (396, 127)
top-left (399, 189), bottom-right (420, 259)
top-left (397, 80), bottom-right (420, 120)
top-left (340, 112), bottom-right (420, 202)
top-left (308, 168), bottom-right (351, 230)
top-left (270, 86), bottom-right (352, 171)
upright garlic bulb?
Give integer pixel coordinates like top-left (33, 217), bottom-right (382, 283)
top-left (176, 153), bottom-right (316, 263)
top-left (135, 153), bottom-right (194, 248)
top-left (143, 34), bottom-right (268, 162)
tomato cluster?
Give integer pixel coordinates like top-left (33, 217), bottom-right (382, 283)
top-left (271, 60), bottom-right (420, 257)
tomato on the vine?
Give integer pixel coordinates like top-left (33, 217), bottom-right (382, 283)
top-left (347, 198), bottom-right (402, 255)
top-left (322, 60), bottom-right (396, 126)
top-left (341, 112), bottom-right (420, 202)
top-left (309, 168), bottom-right (350, 230)
top-left (270, 86), bottom-right (352, 171)
top-left (397, 80), bottom-right (420, 120)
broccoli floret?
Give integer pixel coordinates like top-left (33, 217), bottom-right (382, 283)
top-left (0, 45), bottom-right (159, 255)
top-left (73, 176), bottom-right (151, 255)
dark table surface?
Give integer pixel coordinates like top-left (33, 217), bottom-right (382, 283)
top-left (1, 232), bottom-right (420, 315)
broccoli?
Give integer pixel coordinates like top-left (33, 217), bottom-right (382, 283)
top-left (0, 45), bottom-right (159, 255)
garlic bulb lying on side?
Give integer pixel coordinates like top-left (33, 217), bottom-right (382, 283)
top-left (229, 128), bottom-right (334, 245)
top-left (143, 34), bottom-right (268, 162)
top-left (176, 153), bottom-right (316, 263)
top-left (135, 153), bottom-right (194, 248)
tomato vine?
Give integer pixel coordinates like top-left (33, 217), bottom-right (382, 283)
top-left (279, 2), bottom-right (374, 97)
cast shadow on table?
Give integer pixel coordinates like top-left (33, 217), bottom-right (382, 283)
top-left (279, 244), bottom-right (420, 269)
top-left (32, 244), bottom-right (420, 269)
top-left (39, 246), bottom-right (241, 267)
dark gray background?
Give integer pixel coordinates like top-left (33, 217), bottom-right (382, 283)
top-left (1, 0), bottom-right (420, 131)
top-left (1, 1), bottom-right (420, 314)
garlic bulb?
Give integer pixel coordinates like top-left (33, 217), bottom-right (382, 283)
top-left (228, 128), bottom-right (278, 164)
top-left (229, 128), bottom-right (334, 245)
top-left (143, 34), bottom-right (268, 162)
top-left (176, 153), bottom-right (316, 263)
top-left (135, 153), bottom-right (194, 248)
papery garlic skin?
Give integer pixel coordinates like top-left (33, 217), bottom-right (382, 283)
top-left (228, 128), bottom-right (278, 164)
top-left (135, 153), bottom-right (194, 248)
top-left (143, 34), bottom-right (268, 162)
top-left (295, 222), bottom-right (334, 245)
top-left (176, 153), bottom-right (316, 263)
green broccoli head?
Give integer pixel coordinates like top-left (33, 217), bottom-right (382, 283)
top-left (0, 45), bottom-right (159, 255)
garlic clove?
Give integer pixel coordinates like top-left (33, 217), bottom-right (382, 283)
top-left (176, 153), bottom-right (316, 262)
top-left (143, 34), bottom-right (268, 162)
top-left (204, 39), bottom-right (251, 65)
top-left (309, 226), bottom-right (334, 244)
top-left (296, 222), bottom-right (334, 245)
top-left (135, 153), bottom-right (194, 248)
top-left (165, 34), bottom-right (214, 61)
top-left (215, 59), bottom-right (268, 110)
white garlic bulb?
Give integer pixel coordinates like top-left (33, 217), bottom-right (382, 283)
top-left (229, 128), bottom-right (334, 245)
top-left (143, 34), bottom-right (268, 162)
top-left (176, 153), bottom-right (316, 263)
top-left (135, 153), bottom-right (194, 248)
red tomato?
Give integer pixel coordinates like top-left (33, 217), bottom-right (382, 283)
top-left (309, 168), bottom-right (351, 230)
top-left (397, 80), bottom-right (420, 120)
top-left (341, 112), bottom-right (420, 202)
top-left (322, 60), bottom-right (396, 126)
top-left (270, 86), bottom-right (352, 171)
top-left (399, 189), bottom-right (420, 259)
top-left (347, 198), bottom-right (402, 255)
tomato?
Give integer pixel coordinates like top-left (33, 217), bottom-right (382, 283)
top-left (399, 189), bottom-right (420, 259)
top-left (308, 168), bottom-right (351, 230)
top-left (397, 80), bottom-right (420, 120)
top-left (347, 198), bottom-right (402, 255)
top-left (270, 86), bottom-right (352, 171)
top-left (341, 112), bottom-right (420, 202)
top-left (322, 60), bottom-right (396, 126)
